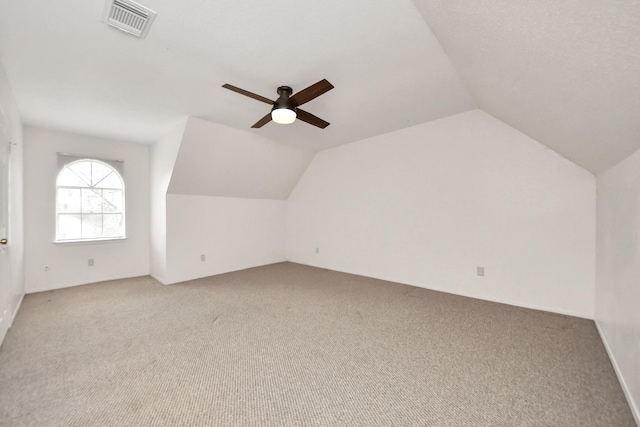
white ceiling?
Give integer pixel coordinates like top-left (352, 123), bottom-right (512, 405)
top-left (0, 0), bottom-right (638, 173)
top-left (0, 0), bottom-right (473, 151)
top-left (413, 0), bottom-right (640, 173)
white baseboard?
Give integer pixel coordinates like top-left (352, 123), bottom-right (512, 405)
top-left (26, 275), bottom-right (153, 294)
top-left (595, 320), bottom-right (640, 426)
top-left (11, 292), bottom-right (24, 323)
top-left (0, 292), bottom-right (24, 348)
top-left (415, 282), bottom-right (592, 319)
top-left (26, 280), bottom-right (90, 294)
top-left (296, 261), bottom-right (592, 319)
top-left (163, 261), bottom-right (287, 285)
top-left (149, 273), bottom-right (169, 285)
top-left (0, 309), bottom-right (8, 348)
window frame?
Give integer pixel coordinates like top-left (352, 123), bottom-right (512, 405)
top-left (55, 158), bottom-right (126, 243)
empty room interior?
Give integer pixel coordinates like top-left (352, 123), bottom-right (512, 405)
top-left (0, 0), bottom-right (639, 425)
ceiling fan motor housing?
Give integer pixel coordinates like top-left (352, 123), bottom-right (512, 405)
top-left (273, 86), bottom-right (296, 111)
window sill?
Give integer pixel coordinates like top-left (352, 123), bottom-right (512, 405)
top-left (54, 237), bottom-right (128, 246)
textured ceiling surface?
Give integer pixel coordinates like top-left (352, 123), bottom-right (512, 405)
top-left (0, 1), bottom-right (638, 173)
top-left (413, 0), bottom-right (640, 173)
top-left (0, 0), bottom-right (474, 151)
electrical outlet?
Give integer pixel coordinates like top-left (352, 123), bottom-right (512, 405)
top-left (316, 247), bottom-right (319, 254)
top-left (201, 254), bottom-right (206, 262)
top-left (477, 266), bottom-right (484, 276)
top-left (88, 259), bottom-right (94, 267)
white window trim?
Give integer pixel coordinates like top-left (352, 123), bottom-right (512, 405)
top-left (53, 237), bottom-right (127, 245)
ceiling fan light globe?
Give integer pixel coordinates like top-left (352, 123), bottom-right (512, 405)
top-left (271, 108), bottom-right (296, 125)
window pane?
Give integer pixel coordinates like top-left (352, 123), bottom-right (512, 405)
top-left (90, 163), bottom-right (114, 187)
top-left (56, 159), bottom-right (125, 242)
top-left (102, 189), bottom-right (123, 213)
top-left (103, 214), bottom-right (123, 237)
top-left (57, 168), bottom-right (88, 187)
top-left (82, 188), bottom-right (103, 213)
top-left (57, 188), bottom-right (81, 213)
top-left (99, 172), bottom-right (123, 189)
top-left (69, 162), bottom-right (93, 187)
top-left (81, 214), bottom-right (103, 238)
top-left (58, 214), bottom-right (82, 240)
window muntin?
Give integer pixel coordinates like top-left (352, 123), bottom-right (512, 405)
top-left (56, 159), bottom-right (125, 242)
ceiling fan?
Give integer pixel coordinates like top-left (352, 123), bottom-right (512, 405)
top-left (222, 79), bottom-right (334, 129)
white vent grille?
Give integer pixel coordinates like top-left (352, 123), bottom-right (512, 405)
top-left (102, 0), bottom-right (156, 38)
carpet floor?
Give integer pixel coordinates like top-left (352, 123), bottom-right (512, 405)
top-left (0, 262), bottom-right (635, 426)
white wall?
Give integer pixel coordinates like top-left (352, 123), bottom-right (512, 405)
top-left (153, 117), bottom-right (311, 285)
top-left (596, 148), bottom-right (640, 424)
top-left (164, 195), bottom-right (286, 284)
top-left (24, 127), bottom-right (150, 292)
top-left (287, 110), bottom-right (595, 318)
top-left (168, 117), bottom-right (314, 200)
top-left (149, 122), bottom-right (185, 284)
top-left (0, 61), bottom-right (24, 344)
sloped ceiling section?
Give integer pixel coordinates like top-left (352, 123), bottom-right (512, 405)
top-left (412, 0), bottom-right (640, 173)
top-left (168, 117), bottom-right (314, 200)
top-left (0, 0), bottom-right (475, 151)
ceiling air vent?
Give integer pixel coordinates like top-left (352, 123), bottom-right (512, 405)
top-left (102, 0), bottom-right (156, 38)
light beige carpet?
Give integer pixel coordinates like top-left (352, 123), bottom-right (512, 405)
top-left (0, 262), bottom-right (635, 426)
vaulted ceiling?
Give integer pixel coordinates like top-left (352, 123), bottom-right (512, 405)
top-left (0, 0), bottom-right (638, 173)
top-left (413, 0), bottom-right (640, 173)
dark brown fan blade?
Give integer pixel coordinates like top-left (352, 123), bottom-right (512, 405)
top-left (222, 84), bottom-right (273, 105)
top-left (296, 109), bottom-right (330, 129)
top-left (289, 79), bottom-right (334, 107)
top-left (251, 113), bottom-right (272, 128)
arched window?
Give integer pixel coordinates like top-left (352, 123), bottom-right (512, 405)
top-left (56, 158), bottom-right (125, 242)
